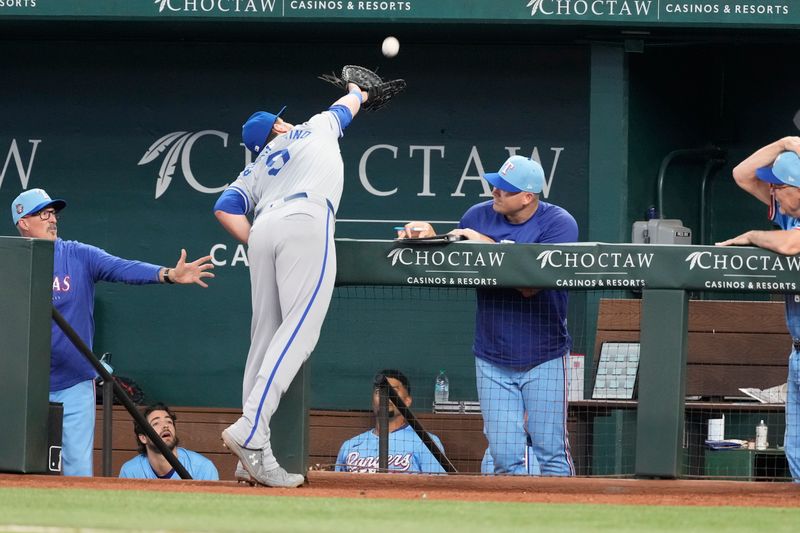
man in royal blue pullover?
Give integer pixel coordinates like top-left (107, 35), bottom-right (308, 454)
top-left (11, 188), bottom-right (214, 477)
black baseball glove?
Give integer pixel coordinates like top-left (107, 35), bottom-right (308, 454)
top-left (319, 65), bottom-right (406, 112)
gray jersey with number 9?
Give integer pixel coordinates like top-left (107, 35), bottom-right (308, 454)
top-left (228, 110), bottom-right (344, 218)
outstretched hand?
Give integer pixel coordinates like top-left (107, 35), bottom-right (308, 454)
top-left (171, 249), bottom-right (215, 288)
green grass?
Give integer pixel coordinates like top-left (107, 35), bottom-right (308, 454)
top-left (0, 487), bottom-right (798, 532)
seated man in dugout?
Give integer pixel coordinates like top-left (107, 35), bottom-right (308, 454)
top-left (119, 403), bottom-right (219, 480)
top-left (336, 369), bottom-right (446, 473)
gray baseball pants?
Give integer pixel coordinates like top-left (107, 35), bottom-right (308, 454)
top-left (226, 195), bottom-right (336, 471)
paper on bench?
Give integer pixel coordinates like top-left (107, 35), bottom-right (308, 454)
top-left (705, 439), bottom-right (747, 450)
top-left (738, 383), bottom-right (787, 404)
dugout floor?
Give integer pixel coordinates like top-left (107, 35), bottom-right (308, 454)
top-left (1, 472), bottom-right (799, 507)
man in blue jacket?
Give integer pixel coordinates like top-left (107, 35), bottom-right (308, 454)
top-left (11, 188), bottom-right (214, 477)
top-left (399, 156), bottom-right (578, 476)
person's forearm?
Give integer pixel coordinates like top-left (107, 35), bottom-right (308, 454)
top-left (741, 230), bottom-right (800, 256)
top-left (215, 211), bottom-right (251, 244)
top-left (333, 83), bottom-right (368, 118)
top-left (734, 137), bottom-right (800, 184)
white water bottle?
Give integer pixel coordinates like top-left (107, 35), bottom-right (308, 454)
top-left (755, 420), bottom-right (768, 450)
top-left (434, 370), bottom-right (449, 404)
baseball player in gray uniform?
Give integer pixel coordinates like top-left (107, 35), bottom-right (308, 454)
top-left (214, 81), bottom-right (369, 488)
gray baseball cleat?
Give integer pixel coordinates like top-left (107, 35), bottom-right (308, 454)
top-left (256, 465), bottom-right (306, 488)
top-left (222, 429), bottom-right (305, 488)
top-left (235, 461), bottom-right (255, 485)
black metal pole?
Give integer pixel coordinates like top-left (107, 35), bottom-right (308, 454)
top-left (102, 378), bottom-right (113, 477)
top-left (377, 379), bottom-right (389, 471)
top-left (52, 308), bottom-right (192, 480)
top-left (377, 376), bottom-right (457, 473)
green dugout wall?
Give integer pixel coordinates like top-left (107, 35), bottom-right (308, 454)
top-left (2, 2), bottom-right (800, 410)
top-left (0, 237), bottom-right (53, 473)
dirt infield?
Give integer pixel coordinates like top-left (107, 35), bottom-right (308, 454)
top-left (2, 472), bottom-right (799, 507)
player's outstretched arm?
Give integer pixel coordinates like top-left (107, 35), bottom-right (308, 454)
top-left (161, 248), bottom-right (215, 288)
top-left (332, 82), bottom-right (369, 119)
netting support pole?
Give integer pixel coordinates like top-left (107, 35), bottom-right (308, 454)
top-left (377, 383), bottom-right (389, 471)
top-left (102, 378), bottom-right (112, 477)
top-left (635, 289), bottom-right (688, 478)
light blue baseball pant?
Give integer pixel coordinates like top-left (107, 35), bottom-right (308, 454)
top-left (787, 350), bottom-right (799, 482)
top-left (476, 354), bottom-right (574, 476)
top-left (50, 379), bottom-right (96, 476)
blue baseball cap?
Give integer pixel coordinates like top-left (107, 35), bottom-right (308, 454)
top-left (756, 151), bottom-right (800, 187)
top-left (483, 155), bottom-right (545, 193)
top-left (242, 106), bottom-right (287, 155)
top-left (11, 188), bottom-right (66, 225)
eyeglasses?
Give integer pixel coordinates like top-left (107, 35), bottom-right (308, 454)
top-left (30, 209), bottom-right (58, 221)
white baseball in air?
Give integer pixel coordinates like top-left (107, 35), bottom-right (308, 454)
top-left (382, 36), bottom-right (400, 58)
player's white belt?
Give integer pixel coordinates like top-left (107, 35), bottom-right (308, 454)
top-left (260, 192), bottom-right (334, 216)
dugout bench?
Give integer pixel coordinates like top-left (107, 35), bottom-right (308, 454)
top-left (92, 297), bottom-right (791, 480)
top-left (334, 240), bottom-right (800, 478)
top-left (586, 298), bottom-right (790, 479)
top-left (95, 243), bottom-right (799, 480)
top-left (8, 239), bottom-right (798, 479)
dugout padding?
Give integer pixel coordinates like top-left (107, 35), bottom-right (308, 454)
top-left (0, 237), bottom-right (54, 474)
top-left (594, 299), bottom-right (790, 399)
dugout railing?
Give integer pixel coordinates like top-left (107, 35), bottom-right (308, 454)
top-left (329, 239), bottom-right (796, 479)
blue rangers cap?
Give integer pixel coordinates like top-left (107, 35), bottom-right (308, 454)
top-left (756, 151), bottom-right (800, 187)
top-left (242, 105), bottom-right (287, 155)
top-left (483, 155), bottom-right (545, 193)
top-left (11, 188), bottom-right (67, 225)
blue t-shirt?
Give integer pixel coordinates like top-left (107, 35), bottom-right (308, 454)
top-left (51, 239), bottom-right (161, 391)
top-left (459, 200), bottom-right (579, 368)
top-left (335, 424), bottom-right (446, 473)
top-left (118, 448), bottom-right (219, 480)
top-left (771, 198), bottom-right (800, 339)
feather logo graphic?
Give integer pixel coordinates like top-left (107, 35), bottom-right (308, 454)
top-left (387, 249), bottom-right (405, 266)
top-left (685, 251), bottom-right (711, 270)
top-left (155, 0), bottom-right (169, 12)
top-left (138, 130), bottom-right (230, 199)
top-left (536, 250), bottom-right (558, 268)
top-left (526, 0), bottom-right (544, 15)
top-left (138, 132), bottom-right (190, 199)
